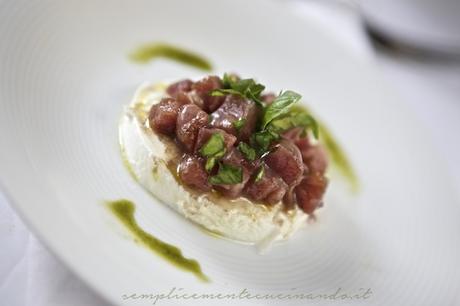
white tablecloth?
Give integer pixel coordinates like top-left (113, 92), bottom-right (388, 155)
top-left (1, 1), bottom-right (459, 305)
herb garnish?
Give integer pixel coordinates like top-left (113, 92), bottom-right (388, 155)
top-left (250, 130), bottom-right (279, 154)
top-left (209, 163), bottom-right (243, 185)
top-left (232, 118), bottom-right (246, 133)
top-left (199, 133), bottom-right (226, 172)
top-left (205, 157), bottom-right (217, 172)
top-left (237, 142), bottom-right (256, 161)
top-left (210, 73), bottom-right (265, 105)
top-left (210, 74), bottom-right (320, 157)
top-left (199, 133), bottom-right (225, 158)
top-left (261, 90), bottom-right (302, 129)
top-left (267, 110), bottom-right (319, 139)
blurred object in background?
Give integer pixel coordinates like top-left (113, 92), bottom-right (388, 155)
top-left (359, 0), bottom-right (460, 59)
top-left (290, 0), bottom-right (460, 194)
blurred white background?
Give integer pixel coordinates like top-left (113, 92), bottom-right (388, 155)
top-left (1, 1), bottom-right (459, 305)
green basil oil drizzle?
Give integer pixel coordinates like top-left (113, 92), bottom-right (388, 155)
top-left (130, 43), bottom-right (212, 71)
top-left (120, 146), bottom-right (138, 182)
top-left (107, 199), bottom-right (209, 282)
top-left (320, 123), bottom-right (359, 192)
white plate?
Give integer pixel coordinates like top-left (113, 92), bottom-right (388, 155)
top-left (1, 0), bottom-right (459, 305)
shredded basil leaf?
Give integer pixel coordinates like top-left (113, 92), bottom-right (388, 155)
top-left (222, 73), bottom-right (238, 88)
top-left (262, 90), bottom-right (302, 129)
top-left (232, 118), bottom-right (246, 133)
top-left (210, 88), bottom-right (241, 97)
top-left (268, 111), bottom-right (319, 139)
top-left (208, 163), bottom-right (243, 185)
top-left (237, 142), bottom-right (256, 161)
top-left (210, 75), bottom-right (265, 106)
top-left (254, 166), bottom-right (265, 183)
top-left (199, 133), bottom-right (225, 157)
top-left (199, 133), bottom-right (226, 172)
top-left (233, 79), bottom-right (264, 99)
top-left (251, 130), bottom-right (279, 153)
top-left (205, 157), bottom-right (217, 172)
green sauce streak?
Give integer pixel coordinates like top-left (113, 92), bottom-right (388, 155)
top-left (107, 199), bottom-right (209, 282)
top-left (151, 165), bottom-right (159, 180)
top-left (318, 122), bottom-right (359, 192)
top-left (120, 146), bottom-right (138, 182)
top-left (130, 43), bottom-right (212, 72)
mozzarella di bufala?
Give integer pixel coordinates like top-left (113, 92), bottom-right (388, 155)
top-left (119, 74), bottom-right (333, 247)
